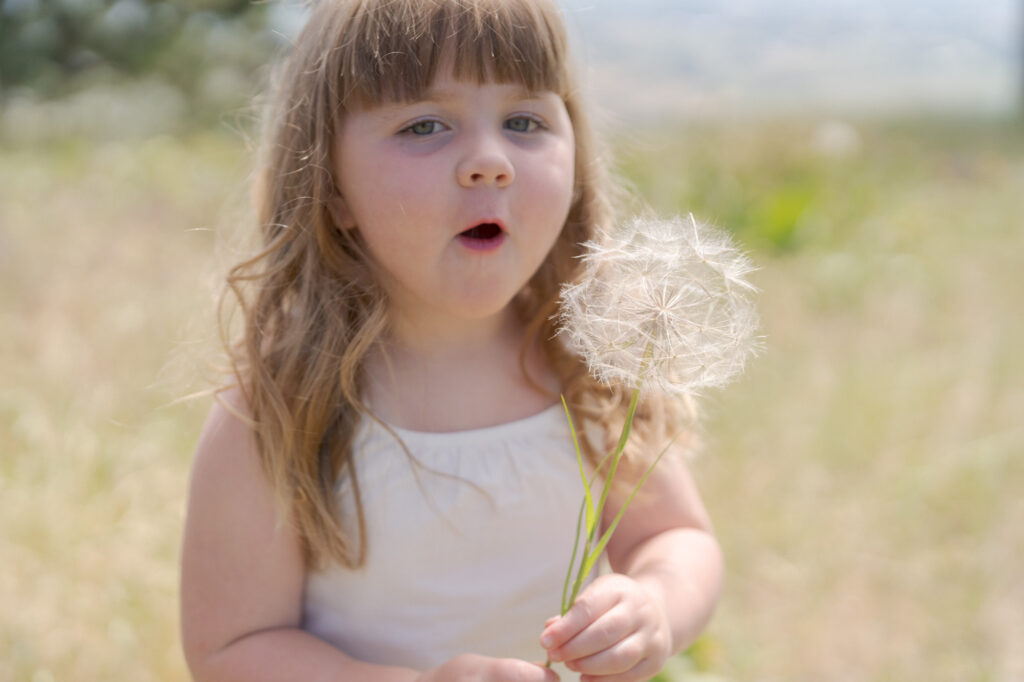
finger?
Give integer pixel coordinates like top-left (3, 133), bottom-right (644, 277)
top-left (567, 633), bottom-right (652, 677)
top-left (548, 603), bottom-right (637, 663)
top-left (536, 659), bottom-right (561, 675)
top-left (532, 661), bottom-right (562, 682)
top-left (578, 657), bottom-right (660, 682)
top-left (495, 658), bottom-right (561, 682)
top-left (540, 585), bottom-right (620, 652)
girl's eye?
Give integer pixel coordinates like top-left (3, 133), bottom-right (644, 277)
top-left (505, 115), bottom-right (541, 133)
top-left (402, 120), bottom-right (444, 136)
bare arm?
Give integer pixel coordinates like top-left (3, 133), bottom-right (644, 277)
top-left (181, 394), bottom-right (558, 682)
top-left (540, 451), bottom-right (723, 681)
top-left (603, 453), bottom-right (723, 652)
top-left (180, 394), bottom-right (413, 681)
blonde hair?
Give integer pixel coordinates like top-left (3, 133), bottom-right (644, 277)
top-left (223, 0), bottom-right (688, 569)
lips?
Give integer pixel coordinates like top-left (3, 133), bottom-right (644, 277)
top-left (457, 221), bottom-right (506, 252)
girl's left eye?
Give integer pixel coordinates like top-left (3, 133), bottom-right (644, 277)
top-left (401, 120), bottom-right (445, 136)
top-left (505, 115), bottom-right (541, 133)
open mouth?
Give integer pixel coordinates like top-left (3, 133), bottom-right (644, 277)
top-left (457, 222), bottom-right (506, 251)
top-left (460, 223), bottom-right (503, 240)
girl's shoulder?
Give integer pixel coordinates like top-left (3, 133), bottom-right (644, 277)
top-left (187, 388), bottom-right (268, 527)
top-left (192, 388), bottom-right (254, 465)
top-left (181, 388), bottom-right (306, 671)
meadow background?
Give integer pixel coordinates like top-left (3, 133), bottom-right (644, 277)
top-left (2, 1), bottom-right (1023, 681)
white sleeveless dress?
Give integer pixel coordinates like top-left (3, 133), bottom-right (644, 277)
top-left (303, 403), bottom-right (591, 681)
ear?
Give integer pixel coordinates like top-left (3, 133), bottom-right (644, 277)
top-left (328, 193), bottom-right (357, 231)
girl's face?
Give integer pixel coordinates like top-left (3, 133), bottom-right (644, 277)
top-left (331, 69), bottom-right (576, 332)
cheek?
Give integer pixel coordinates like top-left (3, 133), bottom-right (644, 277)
top-left (550, 138), bottom-right (576, 189)
top-left (349, 174), bottom-right (424, 236)
top-left (342, 146), bottom-right (419, 213)
top-left (534, 146), bottom-right (576, 219)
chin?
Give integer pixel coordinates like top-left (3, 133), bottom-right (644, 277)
top-left (448, 290), bottom-right (520, 321)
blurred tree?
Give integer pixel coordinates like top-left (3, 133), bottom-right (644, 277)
top-left (0, 0), bottom-right (282, 122)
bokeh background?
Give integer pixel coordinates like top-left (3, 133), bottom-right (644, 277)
top-left (2, 1), bottom-right (1022, 680)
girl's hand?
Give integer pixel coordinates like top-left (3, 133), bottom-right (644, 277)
top-left (417, 654), bottom-right (560, 682)
top-left (540, 574), bottom-right (672, 682)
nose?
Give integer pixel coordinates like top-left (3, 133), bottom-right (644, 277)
top-left (456, 133), bottom-right (515, 188)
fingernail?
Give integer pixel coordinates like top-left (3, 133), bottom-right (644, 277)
top-left (540, 633), bottom-right (553, 648)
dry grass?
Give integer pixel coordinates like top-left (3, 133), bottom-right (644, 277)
top-left (651, 120), bottom-right (1024, 682)
top-left (1, 120), bottom-right (1021, 681)
top-left (0, 134), bottom-right (243, 681)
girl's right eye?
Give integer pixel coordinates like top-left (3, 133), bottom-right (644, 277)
top-left (400, 119), bottom-right (445, 136)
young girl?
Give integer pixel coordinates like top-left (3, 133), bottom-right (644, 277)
top-left (180, 1), bottom-right (723, 680)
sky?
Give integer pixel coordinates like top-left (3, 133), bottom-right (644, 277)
top-left (557, 0), bottom-right (1020, 120)
top-left (269, 0), bottom-right (1020, 121)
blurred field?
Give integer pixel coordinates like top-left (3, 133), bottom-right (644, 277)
top-left (1, 118), bottom-right (1022, 681)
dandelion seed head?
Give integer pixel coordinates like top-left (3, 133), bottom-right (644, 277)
top-left (558, 214), bottom-right (761, 395)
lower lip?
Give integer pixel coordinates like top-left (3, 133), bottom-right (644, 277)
top-left (457, 232), bottom-right (506, 252)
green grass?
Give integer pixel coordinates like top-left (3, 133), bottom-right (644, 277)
top-left (633, 117), bottom-right (1024, 681)
top-left (2, 117), bottom-right (1022, 681)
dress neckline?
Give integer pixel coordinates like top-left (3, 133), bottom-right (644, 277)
top-left (367, 401), bottom-right (565, 444)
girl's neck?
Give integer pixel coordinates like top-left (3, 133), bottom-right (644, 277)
top-left (386, 303), bottom-right (518, 364)
top-left (363, 305), bottom-right (560, 432)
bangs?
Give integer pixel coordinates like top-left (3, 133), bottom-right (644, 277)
top-left (337, 0), bottom-right (569, 107)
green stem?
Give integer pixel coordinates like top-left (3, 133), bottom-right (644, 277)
top-left (558, 343), bottom-right (657, 615)
top-left (563, 385), bottom-right (642, 612)
top-left (560, 496), bottom-right (585, 615)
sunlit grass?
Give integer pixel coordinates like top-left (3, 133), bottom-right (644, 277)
top-left (645, 119), bottom-right (1024, 682)
top-left (1, 118), bottom-right (1021, 681)
top-left (0, 133), bottom-right (242, 681)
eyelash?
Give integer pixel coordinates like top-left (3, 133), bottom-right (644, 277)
top-left (398, 114), bottom-right (545, 136)
top-left (504, 114), bottom-right (543, 133)
top-left (401, 119), bottom-right (446, 136)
